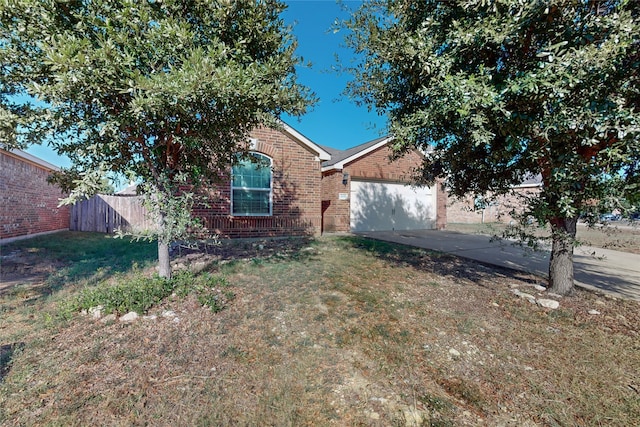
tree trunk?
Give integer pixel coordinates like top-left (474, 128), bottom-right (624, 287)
top-left (158, 240), bottom-right (171, 279)
top-left (157, 209), bottom-right (171, 279)
top-left (548, 216), bottom-right (578, 295)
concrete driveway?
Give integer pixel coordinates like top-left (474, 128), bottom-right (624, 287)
top-left (355, 229), bottom-right (640, 301)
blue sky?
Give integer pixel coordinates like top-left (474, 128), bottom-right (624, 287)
top-left (281, 0), bottom-right (386, 149)
top-left (25, 0), bottom-right (386, 168)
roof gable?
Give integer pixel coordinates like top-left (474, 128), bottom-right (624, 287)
top-left (281, 122), bottom-right (332, 161)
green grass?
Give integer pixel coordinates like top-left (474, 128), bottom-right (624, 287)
top-left (2, 231), bottom-right (157, 297)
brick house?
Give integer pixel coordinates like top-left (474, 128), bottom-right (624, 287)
top-left (320, 136), bottom-right (447, 233)
top-left (196, 124), bottom-right (331, 238)
top-left (191, 129), bottom-right (446, 237)
top-left (446, 175), bottom-right (543, 224)
top-left (1, 126), bottom-right (445, 241)
top-left (0, 148), bottom-right (70, 242)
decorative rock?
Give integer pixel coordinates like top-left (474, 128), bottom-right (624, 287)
top-left (588, 309), bottom-right (601, 315)
top-left (547, 292), bottom-right (563, 299)
top-left (403, 406), bottom-right (425, 426)
top-left (511, 289), bottom-right (536, 303)
top-left (119, 311), bottom-right (139, 322)
top-left (89, 305), bottom-right (104, 319)
top-left (449, 348), bottom-right (461, 358)
top-left (190, 261), bottom-right (207, 273)
top-left (162, 310), bottom-right (177, 318)
top-left (365, 410), bottom-right (380, 420)
top-left (536, 299), bottom-right (560, 309)
top-left (143, 315), bottom-right (158, 320)
top-left (533, 285), bottom-right (547, 292)
top-left (100, 314), bottom-right (117, 323)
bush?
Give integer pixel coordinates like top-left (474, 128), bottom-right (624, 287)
top-left (172, 270), bottom-right (233, 313)
top-left (65, 271), bottom-right (233, 317)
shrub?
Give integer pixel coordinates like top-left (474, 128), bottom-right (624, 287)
top-left (65, 271), bottom-right (233, 317)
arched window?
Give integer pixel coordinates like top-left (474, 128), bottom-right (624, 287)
top-left (231, 152), bottom-right (272, 216)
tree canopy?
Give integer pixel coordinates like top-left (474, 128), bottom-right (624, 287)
top-left (345, 0), bottom-right (640, 294)
top-left (1, 0), bottom-right (314, 277)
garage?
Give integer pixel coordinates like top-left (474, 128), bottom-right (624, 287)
top-left (350, 180), bottom-right (436, 232)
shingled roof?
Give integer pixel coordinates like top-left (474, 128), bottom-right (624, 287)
top-left (321, 135), bottom-right (392, 171)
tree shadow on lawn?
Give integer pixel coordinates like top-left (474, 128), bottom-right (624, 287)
top-left (0, 342), bottom-right (25, 383)
top-left (1, 231), bottom-right (158, 302)
top-left (340, 235), bottom-right (542, 288)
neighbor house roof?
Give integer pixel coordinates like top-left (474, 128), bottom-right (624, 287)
top-left (2, 148), bottom-right (60, 172)
top-left (321, 135), bottom-right (392, 172)
top-left (116, 183), bottom-right (139, 195)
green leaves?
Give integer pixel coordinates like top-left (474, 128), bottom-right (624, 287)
top-left (1, 0), bottom-right (313, 277)
top-left (344, 0), bottom-right (640, 218)
top-left (2, 0), bottom-right (312, 168)
top-left (344, 0), bottom-right (639, 292)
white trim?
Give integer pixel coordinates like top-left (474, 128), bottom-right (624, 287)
top-left (512, 183), bottom-right (543, 189)
top-left (321, 136), bottom-right (394, 172)
top-left (2, 148), bottom-right (60, 171)
top-left (281, 122), bottom-right (332, 161)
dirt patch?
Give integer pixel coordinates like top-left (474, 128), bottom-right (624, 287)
top-left (0, 249), bottom-right (66, 296)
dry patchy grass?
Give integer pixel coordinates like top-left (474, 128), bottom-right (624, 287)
top-left (1, 235), bottom-right (639, 426)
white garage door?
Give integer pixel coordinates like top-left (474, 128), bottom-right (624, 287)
top-left (350, 180), bottom-right (436, 232)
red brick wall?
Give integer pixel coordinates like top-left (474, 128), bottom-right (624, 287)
top-left (320, 170), bottom-right (350, 232)
top-left (447, 187), bottom-right (541, 224)
top-left (347, 145), bottom-right (423, 182)
top-left (1, 150), bottom-right (70, 241)
top-left (322, 145), bottom-right (447, 232)
top-left (196, 127), bottom-right (323, 238)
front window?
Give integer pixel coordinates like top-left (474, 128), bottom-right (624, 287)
top-left (231, 152), bottom-right (272, 216)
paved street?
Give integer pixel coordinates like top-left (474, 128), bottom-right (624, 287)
top-left (356, 229), bottom-right (640, 301)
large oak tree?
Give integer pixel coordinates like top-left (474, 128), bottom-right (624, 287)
top-left (344, 0), bottom-right (640, 295)
top-left (1, 0), bottom-right (314, 278)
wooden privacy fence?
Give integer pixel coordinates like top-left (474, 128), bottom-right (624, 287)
top-left (70, 195), bottom-right (155, 233)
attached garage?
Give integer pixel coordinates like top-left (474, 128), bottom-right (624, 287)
top-left (350, 180), bottom-right (436, 232)
top-left (320, 136), bottom-right (446, 233)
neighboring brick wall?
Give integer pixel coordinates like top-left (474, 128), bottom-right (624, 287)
top-left (322, 145), bottom-right (444, 233)
top-left (0, 149), bottom-right (70, 241)
top-left (447, 187), bottom-right (541, 224)
top-left (196, 127), bottom-right (323, 238)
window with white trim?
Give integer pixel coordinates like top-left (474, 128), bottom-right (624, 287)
top-left (231, 152), bottom-right (272, 216)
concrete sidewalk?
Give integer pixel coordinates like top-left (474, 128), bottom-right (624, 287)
top-left (356, 229), bottom-right (640, 301)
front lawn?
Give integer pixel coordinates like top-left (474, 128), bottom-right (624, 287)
top-left (1, 232), bottom-right (638, 425)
